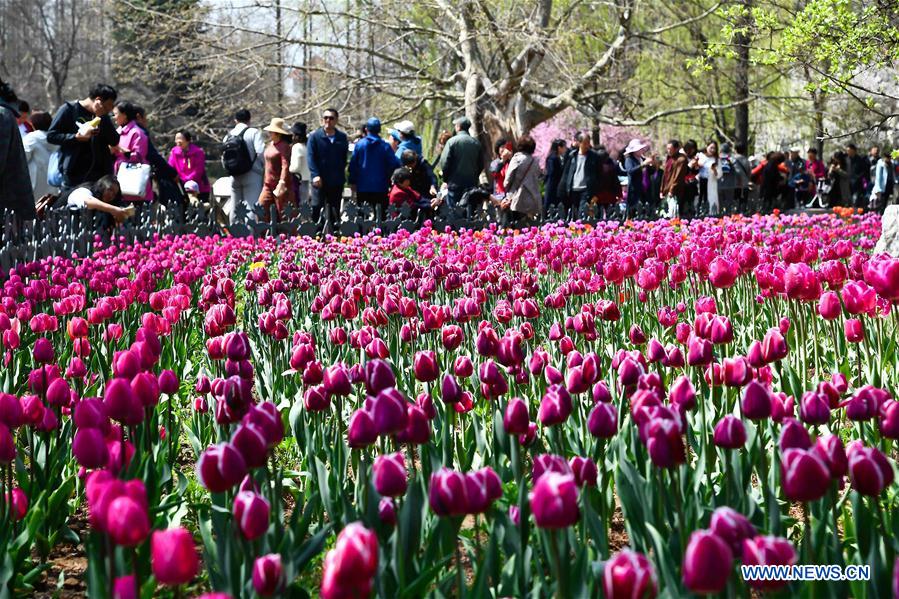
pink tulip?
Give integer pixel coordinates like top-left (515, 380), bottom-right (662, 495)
top-left (107, 495), bottom-right (150, 547)
top-left (372, 452), bottom-right (407, 497)
top-left (233, 491), bottom-right (270, 540)
top-left (709, 507), bottom-right (756, 553)
top-left (151, 527), bottom-right (199, 586)
top-left (847, 442), bottom-right (895, 497)
top-left (197, 443), bottom-right (248, 493)
top-left (252, 554), bottom-right (284, 597)
top-left (781, 447), bottom-right (831, 502)
top-left (320, 522), bottom-right (378, 599)
top-left (741, 536), bottom-right (797, 590)
top-left (682, 529), bottom-right (733, 594)
top-left (713, 415), bottom-right (747, 449)
top-left (503, 397), bottom-right (530, 435)
top-left (603, 549), bottom-right (657, 599)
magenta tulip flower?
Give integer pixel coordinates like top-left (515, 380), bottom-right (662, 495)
top-left (233, 491), bottom-right (270, 540)
top-left (151, 527), bottom-right (199, 586)
top-left (372, 452), bottom-right (407, 497)
top-left (531, 472), bottom-right (579, 529)
top-left (603, 549), bottom-right (657, 599)
top-left (252, 554), bottom-right (284, 597)
top-left (682, 529), bottom-right (733, 594)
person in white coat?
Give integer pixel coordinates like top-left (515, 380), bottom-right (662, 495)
top-left (21, 111), bottom-right (58, 200)
top-left (698, 141), bottom-right (723, 216)
top-left (289, 122), bottom-right (310, 206)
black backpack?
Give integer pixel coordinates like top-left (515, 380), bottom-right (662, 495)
top-left (221, 126), bottom-right (254, 176)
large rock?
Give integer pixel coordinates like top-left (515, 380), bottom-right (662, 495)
top-left (875, 205), bottom-right (899, 257)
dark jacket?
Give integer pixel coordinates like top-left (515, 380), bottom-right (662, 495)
top-left (557, 148), bottom-right (600, 200)
top-left (847, 153), bottom-right (867, 192)
top-left (0, 101), bottom-right (36, 218)
top-left (543, 153), bottom-right (563, 204)
top-left (47, 101), bottom-right (119, 188)
top-left (437, 130), bottom-right (483, 189)
top-left (307, 127), bottom-right (349, 188)
top-left (624, 155), bottom-right (645, 205)
top-left (348, 133), bottom-right (400, 194)
top-left (409, 158), bottom-right (437, 199)
top-left (139, 124), bottom-right (177, 180)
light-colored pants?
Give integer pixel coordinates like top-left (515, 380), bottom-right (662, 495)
top-left (230, 170), bottom-right (264, 225)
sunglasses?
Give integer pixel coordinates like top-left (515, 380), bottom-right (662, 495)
top-left (322, 115), bottom-right (336, 121)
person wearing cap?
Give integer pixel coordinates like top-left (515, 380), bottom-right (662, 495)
top-left (258, 117), bottom-right (295, 221)
top-left (289, 122), bottom-right (310, 206)
top-left (387, 130), bottom-right (401, 154)
top-left (437, 116), bottom-right (484, 209)
top-left (623, 138), bottom-right (651, 218)
top-left (307, 107), bottom-right (350, 227)
top-left (348, 117), bottom-right (401, 220)
top-left (392, 120), bottom-right (422, 160)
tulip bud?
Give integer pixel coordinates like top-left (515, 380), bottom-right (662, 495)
top-left (151, 527), bottom-right (199, 586)
top-left (531, 472), bottom-right (579, 529)
top-left (781, 447), bottom-right (831, 502)
top-left (364, 359), bottom-right (396, 395)
top-left (847, 442), bottom-right (895, 497)
top-left (644, 418), bottom-right (685, 469)
top-left (741, 380), bottom-right (772, 420)
top-left (197, 442), bottom-right (248, 493)
top-left (568, 456), bottom-right (598, 487)
top-left (73, 427), bottom-right (109, 469)
top-left (104, 378), bottom-right (144, 426)
top-left (709, 507), bottom-right (756, 553)
top-left (538, 384), bottom-right (572, 426)
top-left (372, 453), bottom-right (407, 497)
top-left (158, 370), bottom-right (179, 395)
top-left (741, 536), bottom-right (797, 591)
top-left (33, 337), bottom-right (54, 364)
top-left (233, 491), bottom-right (271, 540)
top-left (844, 318), bottom-right (865, 343)
top-left (799, 391), bottom-right (831, 425)
top-left (465, 467), bottom-right (502, 514)
top-left (503, 397), bottom-right (530, 435)
top-left (347, 410), bottom-right (377, 448)
top-left (252, 553), bottom-right (284, 597)
top-left (713, 415), bottom-right (747, 449)
top-left (682, 530), bottom-right (733, 594)
top-left (413, 351), bottom-right (439, 383)
top-left (107, 494), bottom-right (150, 547)
top-left (587, 402), bottom-right (618, 439)
top-left (428, 468), bottom-right (468, 516)
top-left (603, 550), bottom-right (657, 599)
top-left (320, 523), bottom-right (378, 599)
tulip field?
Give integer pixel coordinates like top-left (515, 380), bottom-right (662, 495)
top-left (2, 211), bottom-right (899, 598)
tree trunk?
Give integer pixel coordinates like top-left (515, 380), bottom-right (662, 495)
top-left (733, 0), bottom-right (752, 150)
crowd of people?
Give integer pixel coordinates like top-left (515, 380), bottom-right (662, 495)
top-left (2, 76), bottom-right (897, 239)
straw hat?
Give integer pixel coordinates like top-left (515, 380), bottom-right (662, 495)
top-left (263, 117), bottom-right (291, 136)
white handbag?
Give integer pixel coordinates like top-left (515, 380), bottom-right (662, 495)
top-left (116, 162), bottom-right (151, 198)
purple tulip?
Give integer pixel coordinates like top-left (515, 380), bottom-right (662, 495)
top-left (73, 427), bottom-right (108, 469)
top-left (587, 402), bottom-right (618, 439)
top-left (158, 370), bottom-right (179, 395)
top-left (440, 374), bottom-right (462, 405)
top-left (603, 549), bottom-right (657, 599)
top-left (644, 418), bottom-right (685, 469)
top-left (668, 375), bottom-right (696, 410)
top-left (252, 553), bottom-right (283, 597)
top-left (104, 378), bottom-right (144, 426)
top-left (231, 423), bottom-right (269, 469)
top-left (371, 388), bottom-right (408, 435)
top-left (503, 397), bottom-right (530, 435)
top-left (531, 472), bottom-right (579, 529)
top-left (372, 453), bottom-right (407, 497)
top-left (33, 337), bottom-right (55, 364)
top-left (233, 491), bottom-right (270, 540)
top-left (761, 328), bottom-right (788, 363)
top-left (378, 497), bottom-right (396, 526)
top-left (741, 536), bottom-right (797, 590)
top-left (532, 454), bottom-right (571, 481)
top-left (880, 400), bottom-right (899, 439)
top-left (682, 529), bottom-right (733, 594)
top-left (812, 434), bottom-right (847, 478)
top-left (323, 364), bottom-right (352, 396)
top-left (778, 418), bottom-right (811, 451)
top-left (413, 351), bottom-right (439, 383)
top-left (741, 380), bottom-right (772, 420)
top-left (781, 447), bottom-right (831, 502)
top-left (686, 337), bottom-right (713, 366)
top-left (538, 384), bottom-right (572, 426)
top-left (709, 507), bottom-right (756, 553)
top-left (429, 468), bottom-right (468, 516)
top-left (197, 442), bottom-right (248, 493)
top-left (465, 467), bottom-right (502, 513)
top-left (568, 456), bottom-right (598, 487)
top-left (364, 359), bottom-right (396, 395)
top-left (847, 441), bottom-right (895, 497)
top-left (45, 377), bottom-right (71, 407)
top-left (347, 409), bottom-right (377, 448)
top-left (799, 391), bottom-right (831, 425)
top-left (713, 415), bottom-right (747, 449)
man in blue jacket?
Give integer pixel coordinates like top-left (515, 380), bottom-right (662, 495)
top-left (307, 107), bottom-right (349, 227)
top-left (348, 117), bottom-right (400, 220)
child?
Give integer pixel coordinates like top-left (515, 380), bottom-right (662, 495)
top-left (389, 167), bottom-right (433, 220)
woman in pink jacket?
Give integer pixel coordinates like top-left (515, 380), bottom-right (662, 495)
top-left (111, 101), bottom-right (153, 202)
top-left (168, 130), bottom-right (210, 201)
